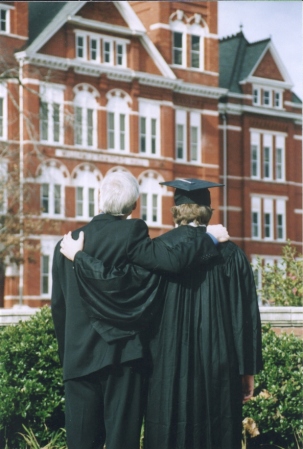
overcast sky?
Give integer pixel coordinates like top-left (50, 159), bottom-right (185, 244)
top-left (218, 1), bottom-right (303, 99)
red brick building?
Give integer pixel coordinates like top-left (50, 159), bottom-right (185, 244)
top-left (0, 1), bottom-right (301, 307)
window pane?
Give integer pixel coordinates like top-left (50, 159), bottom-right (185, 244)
top-left (263, 147), bottom-right (270, 178)
top-left (76, 187), bottom-right (83, 216)
top-left (54, 184), bottom-right (61, 215)
top-left (41, 255), bottom-right (49, 294)
top-left (88, 188), bottom-right (95, 217)
top-left (104, 41), bottom-right (111, 63)
top-left (173, 32), bottom-right (183, 65)
top-left (253, 89), bottom-right (259, 104)
top-left (41, 183), bottom-right (49, 213)
top-left (252, 211), bottom-right (259, 238)
top-left (77, 36), bottom-right (84, 58)
top-left (140, 193), bottom-right (147, 221)
top-left (116, 44), bottom-right (123, 65)
top-left (152, 194), bottom-right (158, 222)
top-left (275, 92), bottom-right (281, 108)
top-left (40, 102), bottom-right (48, 140)
top-left (140, 117), bottom-right (146, 153)
top-left (53, 103), bottom-right (60, 142)
top-left (75, 107), bottom-right (82, 145)
top-left (263, 91), bottom-right (270, 106)
top-left (276, 148), bottom-right (283, 180)
top-left (108, 112), bottom-right (115, 148)
top-left (251, 144), bottom-right (258, 177)
top-left (264, 213), bottom-right (271, 238)
top-left (0, 10), bottom-right (6, 32)
top-left (191, 35), bottom-right (200, 68)
top-left (151, 118), bottom-right (156, 154)
top-left (87, 109), bottom-right (93, 146)
top-left (90, 39), bottom-right (97, 60)
top-left (176, 124), bottom-right (184, 159)
top-left (119, 114), bottom-right (125, 150)
top-left (190, 126), bottom-right (198, 161)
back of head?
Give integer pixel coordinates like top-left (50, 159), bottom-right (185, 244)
top-left (100, 171), bottom-right (139, 216)
top-left (172, 203), bottom-right (213, 226)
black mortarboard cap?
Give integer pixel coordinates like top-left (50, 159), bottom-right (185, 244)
top-left (159, 178), bottom-right (224, 206)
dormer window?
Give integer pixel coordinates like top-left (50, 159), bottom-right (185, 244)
top-left (75, 31), bottom-right (129, 67)
top-left (252, 85), bottom-right (283, 109)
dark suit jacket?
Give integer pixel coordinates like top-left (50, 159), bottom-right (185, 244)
top-left (51, 214), bottom-right (217, 381)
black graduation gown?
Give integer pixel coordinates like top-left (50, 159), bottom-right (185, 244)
top-left (73, 240), bottom-right (262, 449)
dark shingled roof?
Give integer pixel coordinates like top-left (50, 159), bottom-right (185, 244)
top-left (219, 31), bottom-right (270, 93)
top-left (28, 2), bottom-right (68, 47)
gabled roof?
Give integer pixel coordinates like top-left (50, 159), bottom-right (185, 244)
top-left (219, 30), bottom-right (296, 95)
top-left (22, 1), bottom-right (175, 80)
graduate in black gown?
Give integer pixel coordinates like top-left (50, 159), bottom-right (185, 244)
top-left (60, 179), bottom-right (262, 449)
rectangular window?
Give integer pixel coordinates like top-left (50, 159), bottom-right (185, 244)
top-left (108, 112), bottom-right (115, 149)
top-left (276, 199), bottom-right (286, 240)
top-left (119, 114), bottom-right (125, 150)
top-left (41, 183), bottom-right (49, 213)
top-left (0, 97), bottom-right (3, 137)
top-left (87, 109), bottom-right (93, 146)
top-left (190, 35), bottom-right (200, 68)
top-left (275, 92), bottom-right (281, 108)
top-left (263, 135), bottom-right (272, 179)
top-left (173, 32), bottom-right (183, 65)
top-left (41, 255), bottom-right (49, 295)
top-left (152, 194), bottom-right (158, 222)
top-left (76, 187), bottom-right (83, 217)
top-left (140, 193), bottom-right (147, 221)
top-left (140, 117), bottom-right (146, 153)
top-left (190, 126), bottom-right (198, 161)
top-left (116, 43), bottom-right (124, 66)
top-left (88, 188), bottom-right (95, 217)
top-left (253, 88), bottom-right (259, 105)
top-left (263, 90), bottom-right (270, 106)
top-left (176, 124), bottom-right (184, 159)
top-left (53, 103), bottom-right (60, 142)
top-left (90, 38), bottom-right (98, 61)
top-left (251, 145), bottom-right (259, 177)
top-left (76, 35), bottom-right (85, 58)
top-left (264, 198), bottom-right (273, 239)
top-left (54, 184), bottom-right (61, 215)
top-left (75, 107), bottom-right (82, 145)
top-left (275, 136), bottom-right (285, 181)
top-left (251, 197), bottom-right (261, 239)
top-left (252, 212), bottom-right (260, 238)
top-left (40, 102), bottom-right (48, 141)
top-left (151, 118), bottom-right (156, 155)
top-left (104, 41), bottom-right (111, 63)
top-left (0, 9), bottom-right (7, 32)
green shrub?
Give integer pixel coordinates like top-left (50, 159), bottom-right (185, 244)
top-left (244, 326), bottom-right (303, 449)
top-left (0, 306), bottom-right (65, 448)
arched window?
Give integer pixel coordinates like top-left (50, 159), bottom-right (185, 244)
top-left (72, 163), bottom-right (102, 220)
top-left (139, 171), bottom-right (164, 226)
top-left (170, 10), bottom-right (207, 71)
top-left (73, 84), bottom-right (99, 148)
top-left (37, 160), bottom-right (69, 218)
top-left (106, 90), bottom-right (131, 152)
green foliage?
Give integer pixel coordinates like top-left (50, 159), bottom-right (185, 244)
top-left (244, 326), bottom-right (303, 449)
top-left (257, 242), bottom-right (303, 306)
top-left (19, 425), bottom-right (66, 449)
top-left (0, 306), bottom-right (65, 448)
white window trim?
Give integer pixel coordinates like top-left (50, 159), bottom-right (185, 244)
top-left (189, 111), bottom-right (201, 163)
top-left (103, 39), bottom-right (114, 65)
top-left (0, 6), bottom-right (10, 34)
top-left (275, 135), bottom-right (285, 181)
top-left (263, 135), bottom-right (273, 181)
top-left (263, 198), bottom-right (274, 241)
top-left (175, 109), bottom-right (187, 161)
top-left (251, 197), bottom-right (261, 240)
top-left (115, 40), bottom-right (127, 67)
top-left (250, 132), bottom-right (260, 179)
top-left (89, 36), bottom-right (100, 63)
top-left (138, 101), bottom-right (160, 156)
top-left (75, 32), bottom-right (87, 60)
top-left (0, 83), bottom-right (8, 141)
top-left (276, 199), bottom-right (286, 241)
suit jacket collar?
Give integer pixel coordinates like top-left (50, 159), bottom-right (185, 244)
top-left (91, 213), bottom-right (123, 223)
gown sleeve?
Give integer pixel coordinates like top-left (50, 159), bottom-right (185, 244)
top-left (224, 244), bottom-right (263, 375)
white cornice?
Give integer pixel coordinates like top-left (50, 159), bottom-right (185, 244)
top-left (241, 76), bottom-right (292, 90)
top-left (174, 82), bottom-right (227, 99)
top-left (284, 101), bottom-right (302, 109)
top-left (224, 102), bottom-right (302, 122)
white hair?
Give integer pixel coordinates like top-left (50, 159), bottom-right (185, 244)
top-left (99, 171), bottom-right (139, 216)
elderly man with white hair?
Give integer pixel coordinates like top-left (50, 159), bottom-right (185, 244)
top-left (51, 171), bottom-right (228, 449)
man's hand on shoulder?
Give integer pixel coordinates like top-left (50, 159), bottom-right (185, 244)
top-left (207, 224), bottom-right (230, 243)
top-left (60, 231), bottom-right (84, 261)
